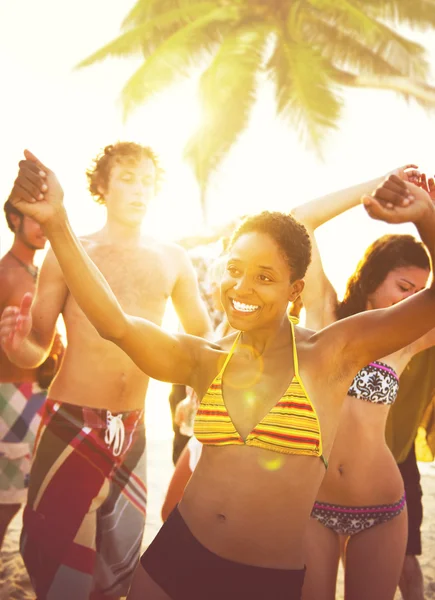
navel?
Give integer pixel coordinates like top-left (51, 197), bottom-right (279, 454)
top-left (216, 513), bottom-right (227, 522)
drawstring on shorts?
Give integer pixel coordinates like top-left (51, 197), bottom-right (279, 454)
top-left (105, 411), bottom-right (125, 456)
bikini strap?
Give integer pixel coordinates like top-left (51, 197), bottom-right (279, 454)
top-left (289, 317), bottom-right (300, 377)
top-left (219, 331), bottom-right (242, 375)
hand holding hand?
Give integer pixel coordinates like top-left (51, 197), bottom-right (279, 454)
top-left (0, 293), bottom-right (33, 356)
top-left (8, 150), bottom-right (65, 226)
top-left (363, 175), bottom-right (434, 226)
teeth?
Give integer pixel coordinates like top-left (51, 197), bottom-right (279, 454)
top-left (232, 300), bottom-right (259, 313)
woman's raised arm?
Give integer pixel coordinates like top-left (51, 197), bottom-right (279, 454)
top-left (317, 176), bottom-right (435, 373)
top-left (291, 166), bottom-right (419, 329)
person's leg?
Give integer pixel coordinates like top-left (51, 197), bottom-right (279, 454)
top-left (0, 382), bottom-right (47, 550)
top-left (0, 503), bottom-right (21, 549)
top-left (302, 518), bottom-right (341, 600)
top-left (127, 563), bottom-right (172, 600)
top-left (93, 416), bottom-right (147, 599)
top-left (400, 555), bottom-right (425, 600)
top-left (344, 507), bottom-right (407, 600)
top-left (20, 401), bottom-right (112, 599)
top-left (398, 445), bottom-right (424, 600)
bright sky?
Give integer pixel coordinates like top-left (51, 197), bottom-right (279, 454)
top-left (1, 0), bottom-right (435, 300)
top-left (1, 1), bottom-right (435, 439)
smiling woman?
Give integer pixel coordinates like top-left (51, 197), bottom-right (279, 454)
top-left (222, 212), bottom-right (309, 326)
top-left (5, 154), bottom-right (435, 600)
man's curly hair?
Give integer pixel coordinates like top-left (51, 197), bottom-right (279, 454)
top-left (86, 142), bottom-right (164, 205)
top-left (229, 211), bottom-right (312, 281)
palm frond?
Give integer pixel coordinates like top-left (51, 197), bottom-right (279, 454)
top-left (76, 3), bottom-right (217, 68)
top-left (121, 0), bottom-right (219, 54)
top-left (355, 0), bottom-right (435, 30)
top-left (302, 17), bottom-right (403, 77)
top-left (120, 6), bottom-right (241, 116)
top-left (330, 66), bottom-right (435, 108)
top-left (268, 36), bottom-right (342, 152)
top-left (305, 0), bottom-right (429, 78)
top-left (122, 0), bottom-right (180, 29)
top-left (185, 23), bottom-right (272, 185)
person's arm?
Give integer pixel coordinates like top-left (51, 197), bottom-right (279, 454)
top-left (315, 176), bottom-right (435, 372)
top-left (171, 248), bottom-right (214, 339)
top-left (161, 443), bottom-right (193, 522)
top-left (291, 166), bottom-right (418, 329)
top-left (7, 150), bottom-right (212, 387)
top-left (0, 249), bottom-right (68, 368)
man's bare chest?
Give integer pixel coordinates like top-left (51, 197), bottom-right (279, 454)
top-left (84, 245), bottom-right (176, 313)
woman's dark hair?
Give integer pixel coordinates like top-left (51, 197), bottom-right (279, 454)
top-left (336, 234), bottom-right (430, 320)
top-left (86, 141), bottom-right (164, 205)
top-left (229, 211), bottom-right (312, 281)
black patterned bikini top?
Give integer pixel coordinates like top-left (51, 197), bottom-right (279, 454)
top-left (347, 361), bottom-right (399, 406)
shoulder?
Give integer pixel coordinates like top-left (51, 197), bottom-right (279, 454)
top-left (213, 330), bottom-right (239, 351)
top-left (78, 232), bottom-right (100, 251)
top-left (294, 323), bottom-right (317, 345)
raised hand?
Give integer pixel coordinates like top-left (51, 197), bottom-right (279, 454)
top-left (362, 174), bottom-right (434, 225)
top-left (417, 173), bottom-right (435, 202)
top-left (388, 164), bottom-right (420, 184)
top-left (0, 293), bottom-right (33, 356)
top-left (7, 150), bottom-right (65, 225)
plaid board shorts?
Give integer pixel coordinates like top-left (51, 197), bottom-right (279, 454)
top-left (20, 398), bottom-right (147, 599)
top-left (0, 381), bottom-right (47, 504)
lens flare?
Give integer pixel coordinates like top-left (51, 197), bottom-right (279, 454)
top-left (258, 454), bottom-right (284, 471)
top-left (244, 391), bottom-right (256, 406)
top-left (217, 342), bottom-right (265, 389)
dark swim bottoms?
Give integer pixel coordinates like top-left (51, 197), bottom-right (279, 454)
top-left (141, 506), bottom-right (306, 600)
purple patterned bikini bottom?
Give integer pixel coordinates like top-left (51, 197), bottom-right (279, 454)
top-left (311, 494), bottom-right (406, 536)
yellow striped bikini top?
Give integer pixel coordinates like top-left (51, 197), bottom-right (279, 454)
top-left (193, 316), bottom-right (327, 469)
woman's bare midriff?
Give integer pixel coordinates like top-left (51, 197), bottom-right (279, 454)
top-left (316, 397), bottom-right (404, 506)
top-left (179, 445), bottom-right (327, 569)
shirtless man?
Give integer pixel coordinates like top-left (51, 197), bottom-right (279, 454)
top-left (0, 201), bottom-right (61, 550)
top-left (0, 143), bottom-right (212, 600)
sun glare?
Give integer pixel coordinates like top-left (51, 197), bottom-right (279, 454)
top-left (2, 0), bottom-right (435, 438)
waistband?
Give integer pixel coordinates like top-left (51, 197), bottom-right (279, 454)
top-left (44, 398), bottom-right (144, 431)
top-left (313, 493), bottom-right (406, 513)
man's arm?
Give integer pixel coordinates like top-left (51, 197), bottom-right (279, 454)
top-left (171, 248), bottom-right (214, 339)
top-left (0, 249), bottom-right (68, 368)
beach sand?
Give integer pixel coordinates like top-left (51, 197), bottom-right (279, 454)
top-left (1, 401), bottom-right (434, 599)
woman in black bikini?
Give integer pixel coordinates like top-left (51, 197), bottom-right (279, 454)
top-left (5, 153), bottom-right (435, 600)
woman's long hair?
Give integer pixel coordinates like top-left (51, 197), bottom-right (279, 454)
top-left (336, 234), bottom-right (430, 321)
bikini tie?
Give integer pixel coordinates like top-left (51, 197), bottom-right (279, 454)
top-left (105, 411), bottom-right (125, 457)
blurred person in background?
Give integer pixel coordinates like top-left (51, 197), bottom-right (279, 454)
top-left (386, 347), bottom-right (435, 600)
top-left (0, 200), bottom-right (63, 551)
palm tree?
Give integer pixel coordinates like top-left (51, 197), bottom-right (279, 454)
top-left (78, 0), bottom-right (435, 193)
